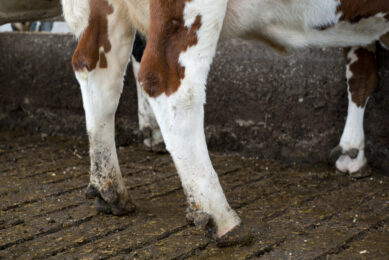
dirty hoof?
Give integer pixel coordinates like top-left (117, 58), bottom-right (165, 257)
top-left (215, 224), bottom-right (253, 248)
top-left (145, 141), bottom-right (166, 153)
top-left (334, 146), bottom-right (369, 178)
top-left (85, 183), bottom-right (99, 199)
top-left (94, 197), bottom-right (112, 214)
top-left (350, 164), bottom-right (372, 178)
top-left (141, 127), bottom-right (165, 152)
top-left (111, 199), bottom-right (136, 216)
top-left (94, 196), bottom-right (136, 216)
top-left (337, 164), bottom-right (372, 179)
top-left (186, 208), bottom-right (212, 230)
top-left (86, 184), bottom-right (136, 216)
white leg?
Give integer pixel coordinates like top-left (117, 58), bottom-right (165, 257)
top-left (334, 46), bottom-right (378, 177)
top-left (131, 56), bottom-right (163, 148)
top-left (336, 94), bottom-right (367, 173)
top-left (69, 0), bottom-right (136, 214)
top-left (140, 0), bottom-right (242, 237)
top-left (148, 95), bottom-right (240, 237)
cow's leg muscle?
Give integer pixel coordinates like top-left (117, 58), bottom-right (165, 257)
top-left (68, 0), bottom-right (136, 214)
top-left (333, 45), bottom-right (378, 178)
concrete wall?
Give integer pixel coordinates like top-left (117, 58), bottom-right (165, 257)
top-left (0, 0), bottom-right (61, 25)
top-left (1, 32), bottom-right (388, 170)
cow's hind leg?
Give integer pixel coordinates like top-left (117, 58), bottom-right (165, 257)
top-left (332, 45), bottom-right (378, 178)
top-left (131, 32), bottom-right (164, 150)
top-left (70, 0), bottom-right (136, 215)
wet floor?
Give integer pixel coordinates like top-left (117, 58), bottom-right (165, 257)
top-left (0, 127), bottom-right (388, 259)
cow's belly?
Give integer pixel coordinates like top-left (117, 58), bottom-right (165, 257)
top-left (222, 0), bottom-right (389, 51)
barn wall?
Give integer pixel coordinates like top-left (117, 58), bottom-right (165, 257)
top-left (0, 0), bottom-right (61, 24)
top-left (1, 32), bottom-right (388, 170)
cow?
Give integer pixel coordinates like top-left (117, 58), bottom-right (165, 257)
top-left (62, 0), bottom-right (389, 246)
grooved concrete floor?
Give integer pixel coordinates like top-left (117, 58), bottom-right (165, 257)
top-left (1, 127), bottom-right (389, 259)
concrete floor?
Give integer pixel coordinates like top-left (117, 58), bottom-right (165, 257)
top-left (1, 127), bottom-right (389, 259)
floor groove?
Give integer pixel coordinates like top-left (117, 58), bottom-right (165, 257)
top-left (1, 128), bottom-right (388, 259)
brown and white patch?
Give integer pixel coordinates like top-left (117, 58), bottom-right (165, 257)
top-left (344, 46), bottom-right (378, 107)
top-left (338, 0), bottom-right (389, 23)
top-left (138, 0), bottom-right (202, 97)
top-left (72, 0), bottom-right (113, 72)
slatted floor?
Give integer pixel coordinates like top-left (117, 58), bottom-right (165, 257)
top-left (0, 127), bottom-right (389, 259)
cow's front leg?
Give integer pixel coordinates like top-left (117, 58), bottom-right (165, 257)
top-left (70, 0), bottom-right (136, 215)
top-left (131, 34), bottom-right (163, 150)
top-left (148, 95), bottom-right (242, 237)
top-left (138, 0), bottom-right (251, 246)
top-left (332, 45), bottom-right (378, 178)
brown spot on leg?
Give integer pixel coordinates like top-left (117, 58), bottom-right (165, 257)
top-left (138, 0), bottom-right (202, 97)
top-left (72, 0), bottom-right (113, 72)
top-left (344, 47), bottom-right (378, 107)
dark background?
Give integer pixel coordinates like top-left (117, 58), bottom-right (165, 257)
top-left (1, 32), bottom-right (388, 170)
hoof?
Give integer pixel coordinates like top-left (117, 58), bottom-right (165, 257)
top-left (94, 195), bottom-right (136, 216)
top-left (86, 184), bottom-right (136, 216)
top-left (186, 206), bottom-right (252, 247)
top-left (85, 183), bottom-right (99, 199)
top-left (144, 141), bottom-right (166, 153)
top-left (111, 200), bottom-right (136, 216)
top-left (94, 197), bottom-right (112, 214)
top-left (141, 127), bottom-right (165, 152)
top-left (186, 207), bottom-right (212, 230)
top-left (337, 164), bottom-right (372, 179)
top-left (215, 224), bottom-right (254, 248)
top-left (350, 164), bottom-right (372, 178)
